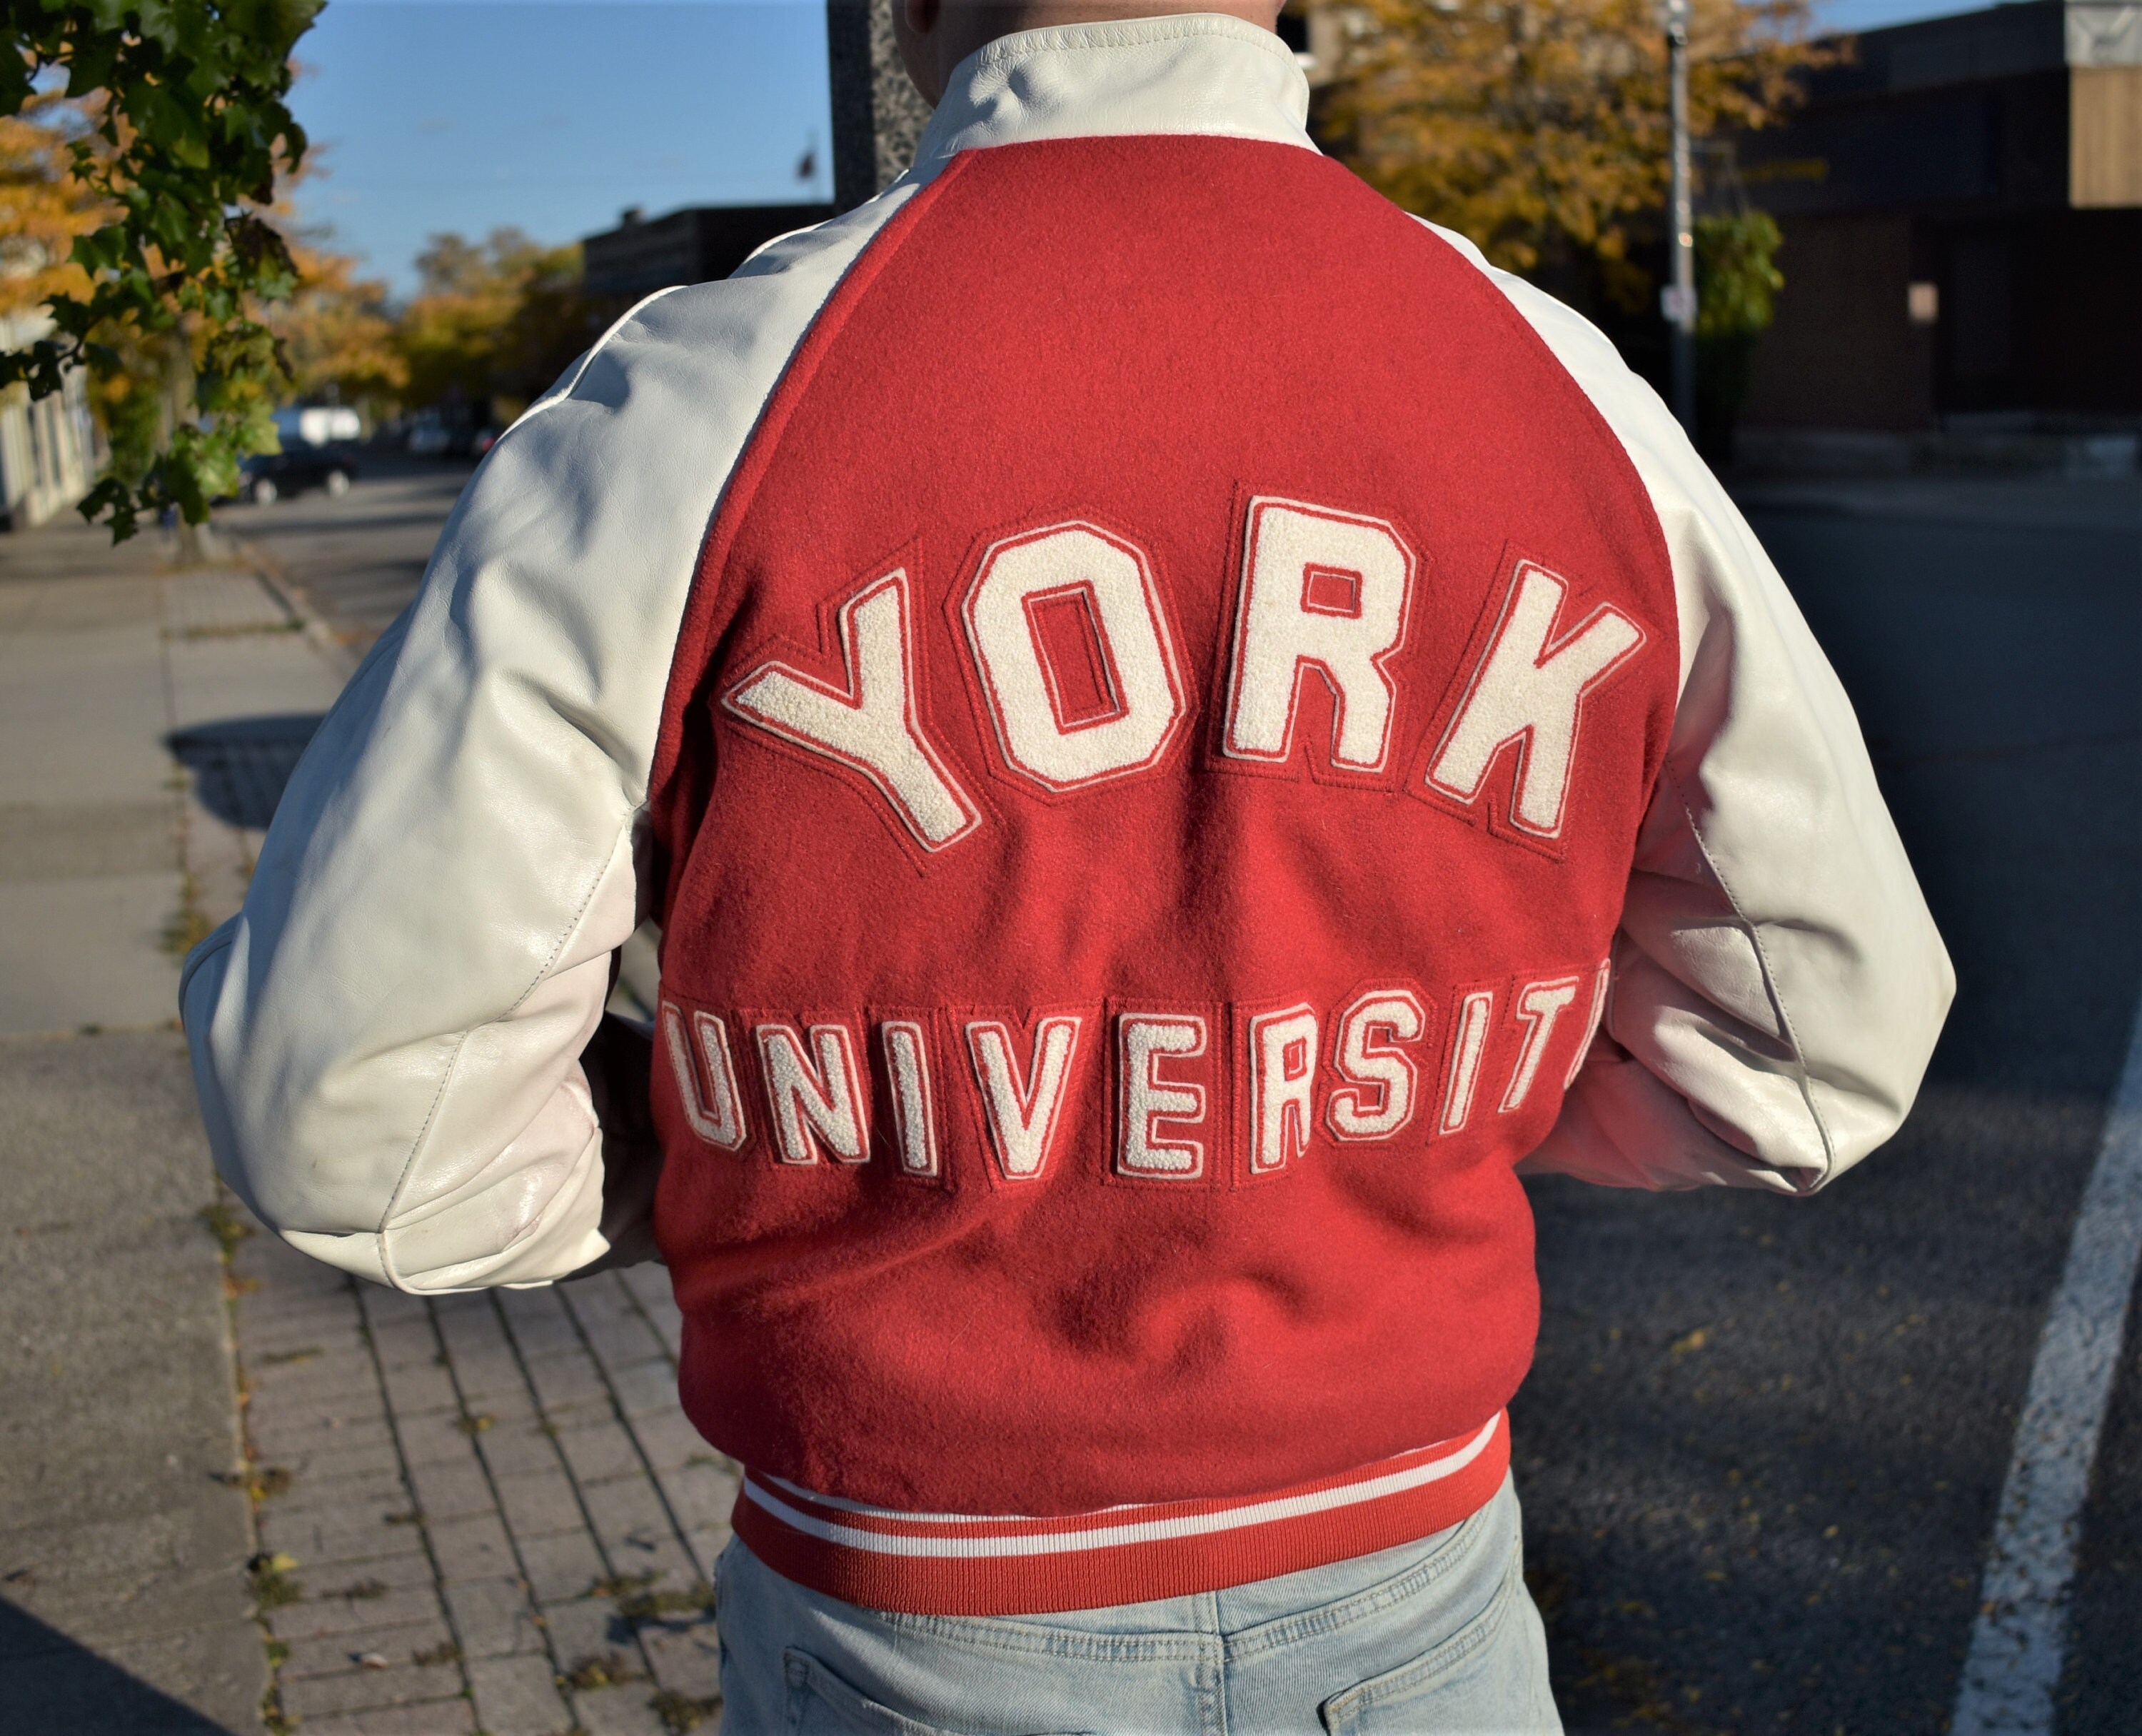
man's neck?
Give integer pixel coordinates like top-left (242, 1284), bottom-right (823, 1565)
top-left (895, 2), bottom-right (1283, 107)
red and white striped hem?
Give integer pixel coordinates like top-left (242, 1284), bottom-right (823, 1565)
top-left (730, 1410), bottom-right (1510, 1616)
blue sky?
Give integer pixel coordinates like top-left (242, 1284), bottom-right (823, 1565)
top-left (291, 1), bottom-right (835, 295)
top-left (291, 0), bottom-right (2006, 296)
top-left (1819, 0), bottom-right (2008, 24)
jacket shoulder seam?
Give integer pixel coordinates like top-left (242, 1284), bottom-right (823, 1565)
top-left (505, 284), bottom-right (686, 441)
top-left (646, 159), bottom-right (971, 816)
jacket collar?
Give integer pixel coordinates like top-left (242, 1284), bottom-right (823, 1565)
top-left (911, 12), bottom-right (1317, 171)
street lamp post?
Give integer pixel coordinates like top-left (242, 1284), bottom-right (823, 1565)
top-left (1664, 0), bottom-right (1698, 438)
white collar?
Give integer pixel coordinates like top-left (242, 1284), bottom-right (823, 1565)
top-left (912, 12), bottom-right (1317, 171)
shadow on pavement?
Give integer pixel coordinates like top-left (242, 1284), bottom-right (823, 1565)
top-left (168, 715), bottom-right (326, 831)
top-left (1, 1598), bottom-right (236, 1734)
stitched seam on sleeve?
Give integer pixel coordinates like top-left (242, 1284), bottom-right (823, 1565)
top-left (324, 284), bottom-right (688, 1293)
top-left (373, 1028), bottom-right (468, 1293)
top-left (178, 927), bottom-right (236, 1000)
top-left (374, 809), bottom-right (638, 1289)
top-left (1664, 768), bottom-right (1837, 1184)
top-left (507, 810), bottom-right (638, 1015)
top-left (504, 284), bottom-right (685, 442)
top-left (1463, 239), bottom-right (1810, 1178)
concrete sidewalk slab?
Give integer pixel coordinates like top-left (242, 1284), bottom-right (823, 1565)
top-left (166, 573), bottom-right (343, 732)
top-left (0, 1028), bottom-right (261, 1732)
top-left (164, 569), bottom-right (344, 937)
top-left (0, 522), bottom-right (351, 1733)
top-left (0, 798), bottom-right (174, 882)
top-left (0, 569), bottom-right (183, 1037)
top-left (0, 873), bottom-right (187, 1035)
top-left (0, 574), bottom-right (178, 804)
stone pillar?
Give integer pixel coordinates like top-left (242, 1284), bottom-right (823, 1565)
top-left (828, 0), bottom-right (935, 211)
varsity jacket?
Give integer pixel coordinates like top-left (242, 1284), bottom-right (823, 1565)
top-left (181, 15), bottom-right (1954, 1616)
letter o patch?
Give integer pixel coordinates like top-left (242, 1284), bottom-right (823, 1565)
top-left (964, 522), bottom-right (1186, 791)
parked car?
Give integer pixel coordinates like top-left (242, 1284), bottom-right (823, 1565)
top-left (238, 441), bottom-right (358, 506)
top-left (273, 404), bottom-right (362, 448)
top-left (404, 413), bottom-right (453, 457)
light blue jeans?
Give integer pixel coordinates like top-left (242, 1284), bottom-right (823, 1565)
top-left (713, 1473), bottom-right (1560, 1735)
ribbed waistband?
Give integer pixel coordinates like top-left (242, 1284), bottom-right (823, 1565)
top-left (730, 1410), bottom-right (1510, 1616)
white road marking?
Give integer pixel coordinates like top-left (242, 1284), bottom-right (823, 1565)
top-left (1952, 1003), bottom-right (2142, 1735)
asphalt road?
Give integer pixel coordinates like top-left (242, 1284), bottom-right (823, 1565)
top-left (218, 452), bottom-right (474, 657)
top-left (218, 460), bottom-right (2142, 1735)
top-left (1522, 481), bottom-right (2142, 1736)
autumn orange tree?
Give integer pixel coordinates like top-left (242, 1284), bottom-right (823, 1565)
top-left (265, 240), bottom-right (403, 412)
top-left (0, 86), bottom-right (395, 493)
top-left (1317, 0), bottom-right (1835, 309)
top-left (393, 228), bottom-right (614, 426)
top-left (0, 91), bottom-right (104, 318)
top-left (0, 91), bottom-right (176, 488)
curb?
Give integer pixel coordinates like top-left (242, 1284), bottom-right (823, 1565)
top-left (221, 528), bottom-right (363, 682)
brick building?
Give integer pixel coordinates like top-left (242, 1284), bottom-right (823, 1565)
top-left (1739, 0), bottom-right (2141, 437)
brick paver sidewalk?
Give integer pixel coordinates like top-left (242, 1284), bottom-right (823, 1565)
top-left (163, 553), bottom-right (740, 1734)
top-left (2, 511), bottom-right (748, 1734)
top-left (227, 1215), bottom-right (736, 1736)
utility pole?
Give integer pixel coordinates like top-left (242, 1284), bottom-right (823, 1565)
top-left (1664, 0), bottom-right (1698, 438)
top-left (827, 0), bottom-right (932, 213)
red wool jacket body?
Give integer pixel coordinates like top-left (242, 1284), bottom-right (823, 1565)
top-left (181, 16), bottom-right (1954, 1617)
top-left (650, 130), bottom-right (1673, 1526)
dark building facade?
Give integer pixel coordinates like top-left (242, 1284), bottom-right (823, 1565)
top-left (1739, 0), bottom-right (2141, 433)
top-left (581, 204), bottom-right (838, 300)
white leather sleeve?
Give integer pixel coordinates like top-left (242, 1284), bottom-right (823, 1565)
top-left (179, 190), bottom-right (918, 1291)
top-left (1422, 224), bottom-right (1956, 1193)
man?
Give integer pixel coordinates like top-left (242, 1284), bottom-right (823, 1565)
top-left (183, 2), bottom-right (1953, 1728)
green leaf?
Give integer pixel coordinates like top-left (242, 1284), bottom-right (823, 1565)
top-left (134, 1), bottom-right (186, 55)
top-left (0, 55), bottom-right (36, 118)
top-left (1695, 209), bottom-right (1786, 341)
top-left (66, 39), bottom-right (119, 99)
top-left (80, 476), bottom-right (141, 544)
top-left (3, 0), bottom-right (324, 539)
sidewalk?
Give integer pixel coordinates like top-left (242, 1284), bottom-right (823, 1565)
top-left (1, 520), bottom-right (734, 1735)
top-left (1726, 467), bottom-right (2142, 533)
top-left (2, 524), bottom-right (273, 1735)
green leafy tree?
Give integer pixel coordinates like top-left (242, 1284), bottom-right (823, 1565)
top-left (1694, 206), bottom-right (1784, 342)
top-left (0, 0), bottom-right (323, 538)
top-left (1693, 206), bottom-right (1784, 458)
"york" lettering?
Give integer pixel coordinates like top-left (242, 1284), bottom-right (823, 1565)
top-left (723, 500), bottom-right (1647, 852)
